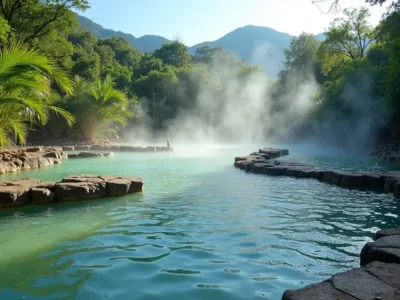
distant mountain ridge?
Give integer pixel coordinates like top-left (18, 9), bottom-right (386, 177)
top-left (77, 15), bottom-right (324, 79)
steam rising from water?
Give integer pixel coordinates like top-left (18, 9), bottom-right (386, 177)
top-left (128, 49), bottom-right (386, 150)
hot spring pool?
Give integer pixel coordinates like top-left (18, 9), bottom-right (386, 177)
top-left (0, 144), bottom-right (399, 299)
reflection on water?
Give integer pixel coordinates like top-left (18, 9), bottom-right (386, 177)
top-left (0, 145), bottom-right (399, 299)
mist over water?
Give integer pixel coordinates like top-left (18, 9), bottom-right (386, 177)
top-left (127, 56), bottom-right (386, 152)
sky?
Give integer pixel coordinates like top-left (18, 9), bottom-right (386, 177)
top-left (81, 0), bottom-right (389, 46)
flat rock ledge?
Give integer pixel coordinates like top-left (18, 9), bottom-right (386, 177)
top-left (61, 145), bottom-right (173, 152)
top-left (234, 148), bottom-right (400, 196)
top-left (0, 174), bottom-right (144, 208)
top-left (67, 152), bottom-right (114, 158)
top-left (282, 228), bottom-right (400, 300)
top-left (0, 146), bottom-right (67, 174)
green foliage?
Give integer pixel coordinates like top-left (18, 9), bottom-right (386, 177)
top-left (0, 44), bottom-right (74, 147)
top-left (153, 41), bottom-right (192, 68)
top-left (66, 76), bottom-right (134, 140)
top-left (317, 7), bottom-right (375, 75)
top-left (0, 15), bottom-right (10, 43)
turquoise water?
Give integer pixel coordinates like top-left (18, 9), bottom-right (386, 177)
top-left (0, 144), bottom-right (399, 300)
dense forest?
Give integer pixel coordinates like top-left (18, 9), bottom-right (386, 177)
top-left (0, 0), bottom-right (399, 148)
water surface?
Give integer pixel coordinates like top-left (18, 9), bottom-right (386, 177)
top-left (0, 144), bottom-right (399, 300)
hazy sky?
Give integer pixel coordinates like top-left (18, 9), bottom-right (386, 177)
top-left (81, 0), bottom-right (389, 46)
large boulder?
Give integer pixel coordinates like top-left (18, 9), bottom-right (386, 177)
top-left (394, 182), bottom-right (400, 197)
top-left (376, 227), bottom-right (400, 239)
top-left (30, 188), bottom-right (55, 204)
top-left (55, 181), bottom-right (107, 202)
top-left (0, 185), bottom-right (30, 207)
top-left (107, 178), bottom-right (131, 197)
top-left (360, 235), bottom-right (400, 266)
top-left (126, 176), bottom-right (144, 193)
top-left (77, 152), bottom-right (103, 158)
top-left (340, 172), bottom-right (364, 187)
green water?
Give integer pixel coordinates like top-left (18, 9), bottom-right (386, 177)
top-left (0, 144), bottom-right (399, 300)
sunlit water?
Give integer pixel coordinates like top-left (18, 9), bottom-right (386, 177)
top-left (0, 144), bottom-right (399, 300)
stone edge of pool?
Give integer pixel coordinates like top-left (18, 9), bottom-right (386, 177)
top-left (234, 148), bottom-right (400, 196)
top-left (0, 174), bottom-right (144, 208)
top-left (234, 148), bottom-right (400, 299)
top-left (0, 145), bottom-right (173, 175)
top-left (282, 228), bottom-right (400, 300)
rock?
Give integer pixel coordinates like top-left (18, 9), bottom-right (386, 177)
top-left (120, 146), bottom-right (137, 152)
top-left (0, 185), bottom-right (30, 207)
top-left (107, 178), bottom-right (131, 196)
top-left (251, 163), bottom-right (268, 174)
top-left (331, 268), bottom-right (400, 299)
top-left (265, 166), bottom-right (287, 176)
top-left (90, 144), bottom-right (105, 151)
top-left (363, 261), bottom-right (400, 291)
top-left (75, 145), bottom-right (90, 151)
top-left (340, 172), bottom-right (364, 187)
top-left (4, 178), bottom-right (40, 187)
top-left (282, 280), bottom-right (356, 300)
top-left (30, 188), bottom-right (55, 204)
top-left (26, 147), bottom-right (43, 152)
top-left (68, 154), bottom-right (78, 158)
top-left (384, 177), bottom-right (398, 193)
top-left (376, 228), bottom-right (400, 239)
top-left (61, 175), bottom-right (104, 183)
top-left (362, 174), bottom-right (385, 189)
top-left (62, 146), bottom-right (75, 151)
top-left (77, 152), bottom-right (103, 158)
top-left (394, 183), bottom-right (400, 197)
top-left (36, 182), bottom-right (56, 191)
top-left (103, 152), bottom-right (114, 157)
top-left (55, 181), bottom-right (107, 202)
top-left (22, 157), bottom-right (39, 169)
top-left (43, 151), bottom-right (60, 159)
top-left (322, 171), bottom-right (342, 185)
top-left (145, 146), bottom-right (156, 152)
top-left (360, 235), bottom-right (400, 266)
top-left (235, 156), bottom-right (248, 162)
top-left (126, 176), bottom-right (144, 193)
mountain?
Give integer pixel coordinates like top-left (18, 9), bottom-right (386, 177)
top-left (77, 15), bottom-right (170, 53)
top-left (77, 15), bottom-right (324, 79)
top-left (189, 25), bottom-right (293, 79)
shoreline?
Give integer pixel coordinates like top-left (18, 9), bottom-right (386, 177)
top-left (233, 148), bottom-right (400, 299)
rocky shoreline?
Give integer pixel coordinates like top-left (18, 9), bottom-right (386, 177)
top-left (282, 227), bottom-right (400, 300)
top-left (0, 174), bottom-right (144, 208)
top-left (61, 144), bottom-right (173, 152)
top-left (0, 146), bottom-right (67, 174)
top-left (0, 144), bottom-right (173, 174)
top-left (233, 148), bottom-right (400, 299)
top-left (234, 148), bottom-right (400, 196)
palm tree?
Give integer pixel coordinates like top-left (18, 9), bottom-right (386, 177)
top-left (68, 76), bottom-right (133, 141)
top-left (0, 44), bottom-right (75, 147)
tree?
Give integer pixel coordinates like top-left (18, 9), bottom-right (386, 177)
top-left (67, 76), bottom-right (134, 141)
top-left (135, 66), bottom-right (178, 134)
top-left (317, 7), bottom-right (375, 74)
top-left (0, 0), bottom-right (89, 44)
top-left (153, 41), bottom-right (192, 68)
top-left (0, 44), bottom-right (74, 147)
top-left (282, 33), bottom-right (321, 76)
top-left (312, 0), bottom-right (397, 14)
